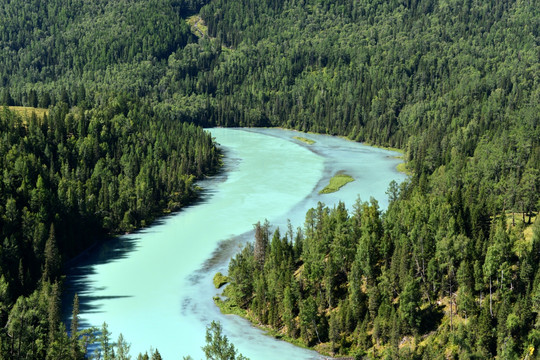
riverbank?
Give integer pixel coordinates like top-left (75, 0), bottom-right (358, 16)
top-left (283, 128), bottom-right (409, 175)
top-left (214, 290), bottom-right (348, 359)
top-left (214, 296), bottom-right (319, 355)
top-left (63, 159), bottom-right (223, 269)
top-left (362, 141), bottom-right (410, 175)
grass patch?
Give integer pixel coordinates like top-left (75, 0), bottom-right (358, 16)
top-left (396, 162), bottom-right (411, 175)
top-left (524, 223), bottom-right (535, 242)
top-left (319, 173), bottom-right (354, 194)
top-left (506, 212), bottom-right (536, 245)
top-left (214, 296), bottom-right (247, 317)
top-left (213, 272), bottom-right (229, 289)
top-left (8, 106), bottom-right (49, 120)
top-left (293, 136), bottom-right (315, 145)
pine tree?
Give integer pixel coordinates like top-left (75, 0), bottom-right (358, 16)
top-left (70, 293), bottom-right (81, 358)
top-left (254, 221), bottom-right (269, 269)
top-left (98, 322), bottom-right (113, 360)
top-left (48, 282), bottom-right (61, 344)
top-left (28, 89), bottom-right (38, 108)
top-left (399, 277), bottom-right (421, 333)
top-left (116, 333), bottom-right (131, 360)
top-left (43, 223), bottom-right (60, 282)
top-left (70, 293), bottom-right (79, 338)
top-left (202, 321), bottom-right (248, 360)
top-left (1, 89), bottom-right (14, 106)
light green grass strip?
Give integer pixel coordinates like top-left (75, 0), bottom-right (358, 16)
top-left (319, 173), bottom-right (354, 194)
top-left (8, 106), bottom-right (49, 120)
top-left (214, 295), bottom-right (312, 351)
top-left (293, 136), bottom-right (315, 145)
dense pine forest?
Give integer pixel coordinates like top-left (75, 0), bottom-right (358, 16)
top-left (208, 0), bottom-right (540, 358)
top-left (0, 0), bottom-right (538, 358)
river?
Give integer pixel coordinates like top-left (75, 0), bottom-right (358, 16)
top-left (63, 128), bottom-right (406, 359)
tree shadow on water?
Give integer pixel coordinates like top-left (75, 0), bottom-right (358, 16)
top-left (61, 235), bottom-right (138, 328)
top-left (61, 161), bottom-right (233, 328)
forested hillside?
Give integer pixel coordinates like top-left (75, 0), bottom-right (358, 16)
top-left (0, 0), bottom-right (219, 357)
top-left (205, 0), bottom-right (540, 358)
top-left (0, 0), bottom-right (210, 107)
top-left (0, 0), bottom-right (539, 358)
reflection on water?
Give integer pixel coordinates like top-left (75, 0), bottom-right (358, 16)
top-left (63, 128), bottom-right (405, 359)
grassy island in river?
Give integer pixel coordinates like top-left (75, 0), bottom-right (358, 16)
top-left (319, 173), bottom-right (354, 194)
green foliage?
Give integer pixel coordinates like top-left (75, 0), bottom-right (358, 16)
top-left (213, 272), bottom-right (229, 289)
top-left (2, 282), bottom-right (87, 359)
top-left (224, 191), bottom-right (540, 357)
top-left (202, 321), bottom-right (248, 360)
top-left (0, 100), bottom-right (219, 357)
top-left (399, 277), bottom-right (421, 332)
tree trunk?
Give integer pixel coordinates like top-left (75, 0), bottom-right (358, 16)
top-left (449, 278), bottom-right (453, 332)
top-left (489, 277), bottom-right (493, 317)
top-left (313, 320), bottom-right (322, 344)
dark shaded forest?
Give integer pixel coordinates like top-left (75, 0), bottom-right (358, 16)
top-left (0, 0), bottom-right (538, 358)
top-left (0, 99), bottom-right (218, 358)
top-left (0, 0), bottom-right (219, 357)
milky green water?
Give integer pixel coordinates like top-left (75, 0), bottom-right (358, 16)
top-left (64, 128), bottom-right (406, 359)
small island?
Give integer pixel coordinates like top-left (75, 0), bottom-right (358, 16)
top-left (293, 136), bottom-right (315, 145)
top-left (319, 173), bottom-right (354, 194)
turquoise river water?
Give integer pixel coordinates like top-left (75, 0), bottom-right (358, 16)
top-left (63, 128), bottom-right (406, 359)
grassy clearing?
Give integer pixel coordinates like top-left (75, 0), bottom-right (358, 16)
top-left (319, 173), bottom-right (354, 194)
top-left (187, 15), bottom-right (208, 38)
top-left (8, 106), bottom-right (49, 120)
top-left (293, 136), bottom-right (315, 145)
top-left (524, 221), bottom-right (535, 242)
top-left (505, 212), bottom-right (536, 243)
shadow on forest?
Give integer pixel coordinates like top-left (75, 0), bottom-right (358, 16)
top-left (420, 303), bottom-right (445, 334)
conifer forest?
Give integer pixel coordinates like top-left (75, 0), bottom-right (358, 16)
top-left (0, 0), bottom-right (538, 358)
